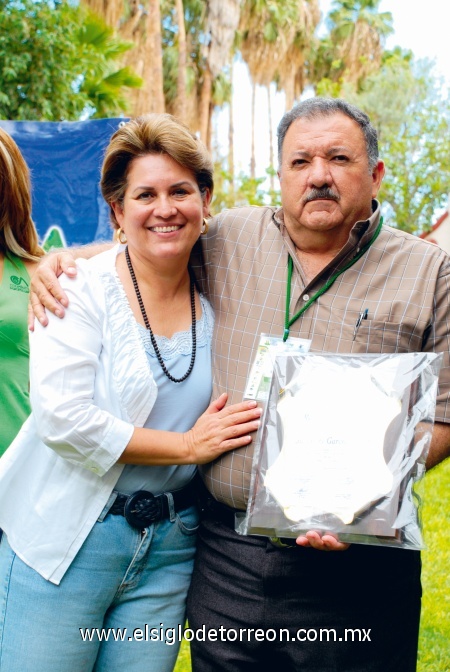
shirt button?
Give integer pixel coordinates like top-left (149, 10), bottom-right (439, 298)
top-left (303, 294), bottom-right (309, 301)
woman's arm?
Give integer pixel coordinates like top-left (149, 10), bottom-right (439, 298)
top-left (31, 261), bottom-right (261, 475)
top-left (120, 393), bottom-right (261, 466)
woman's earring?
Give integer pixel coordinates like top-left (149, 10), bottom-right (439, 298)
top-left (201, 218), bottom-right (209, 235)
top-left (117, 228), bottom-right (127, 244)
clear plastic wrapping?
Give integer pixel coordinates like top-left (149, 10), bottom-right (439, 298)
top-left (237, 352), bottom-right (443, 549)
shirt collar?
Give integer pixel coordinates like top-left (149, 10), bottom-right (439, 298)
top-left (274, 200), bottom-right (381, 251)
top-left (273, 200), bottom-right (383, 290)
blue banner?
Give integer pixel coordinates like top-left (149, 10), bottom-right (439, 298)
top-left (0, 118), bottom-right (127, 248)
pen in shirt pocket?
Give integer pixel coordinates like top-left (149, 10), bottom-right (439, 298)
top-left (353, 308), bottom-right (369, 341)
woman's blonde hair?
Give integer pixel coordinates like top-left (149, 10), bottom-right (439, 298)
top-left (0, 127), bottom-right (44, 260)
top-left (101, 114), bottom-right (214, 229)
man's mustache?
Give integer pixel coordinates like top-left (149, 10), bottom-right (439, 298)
top-left (303, 188), bottom-right (340, 204)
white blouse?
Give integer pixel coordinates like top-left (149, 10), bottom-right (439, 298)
top-left (0, 245), bottom-right (159, 584)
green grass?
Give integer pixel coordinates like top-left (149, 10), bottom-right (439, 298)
top-left (417, 459), bottom-right (450, 672)
top-left (174, 459), bottom-right (450, 672)
top-left (173, 638), bottom-right (191, 672)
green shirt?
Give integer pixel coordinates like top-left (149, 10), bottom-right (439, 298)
top-left (0, 252), bottom-right (31, 456)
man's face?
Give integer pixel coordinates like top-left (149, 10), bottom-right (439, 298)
top-left (277, 113), bottom-right (384, 242)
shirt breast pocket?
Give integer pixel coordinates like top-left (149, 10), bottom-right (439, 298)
top-left (351, 319), bottom-right (424, 354)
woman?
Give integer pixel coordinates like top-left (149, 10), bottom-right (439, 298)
top-left (0, 127), bottom-right (44, 456)
top-left (0, 114), bottom-right (261, 672)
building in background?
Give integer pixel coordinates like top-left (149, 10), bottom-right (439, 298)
top-left (420, 195), bottom-right (450, 254)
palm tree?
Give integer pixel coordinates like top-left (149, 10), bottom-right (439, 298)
top-left (239, 0), bottom-right (294, 90)
top-left (228, 62), bottom-right (235, 196)
top-left (239, 0), bottom-right (320, 175)
top-left (82, 0), bottom-right (124, 29)
top-left (326, 0), bottom-right (393, 89)
top-left (172, 0), bottom-right (187, 123)
top-left (82, 0), bottom-right (165, 115)
top-left (267, 85), bottom-right (274, 190)
top-left (81, 1), bottom-right (237, 141)
top-left (160, 0), bottom-right (205, 132)
top-left (198, 0), bottom-right (241, 146)
top-left (239, 0), bottom-right (292, 177)
top-left (77, 11), bottom-right (142, 117)
top-left (123, 0), bottom-right (165, 114)
top-left (275, 0), bottom-right (320, 110)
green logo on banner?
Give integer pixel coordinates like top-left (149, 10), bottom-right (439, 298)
top-left (42, 226), bottom-right (67, 252)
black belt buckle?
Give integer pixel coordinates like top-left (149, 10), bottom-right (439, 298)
top-left (124, 490), bottom-right (163, 529)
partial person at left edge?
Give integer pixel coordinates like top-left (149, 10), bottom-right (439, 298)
top-left (0, 127), bottom-right (44, 457)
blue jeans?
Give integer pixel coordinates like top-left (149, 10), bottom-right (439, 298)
top-left (0, 504), bottom-right (198, 672)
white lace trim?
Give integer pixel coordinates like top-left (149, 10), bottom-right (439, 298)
top-left (137, 294), bottom-right (214, 359)
top-left (97, 264), bottom-right (157, 425)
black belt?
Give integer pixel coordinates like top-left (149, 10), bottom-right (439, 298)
top-left (108, 478), bottom-right (197, 530)
top-left (203, 497), bottom-right (298, 548)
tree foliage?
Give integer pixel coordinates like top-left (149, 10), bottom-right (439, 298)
top-left (0, 0), bottom-right (83, 120)
top-left (341, 51), bottom-right (450, 233)
top-left (78, 13), bottom-right (142, 118)
top-left (313, 0), bottom-right (393, 96)
top-left (1, 0), bottom-right (448, 232)
top-left (212, 161), bottom-right (280, 213)
top-left (0, 0), bottom-right (141, 120)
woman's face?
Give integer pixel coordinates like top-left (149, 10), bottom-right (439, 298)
top-left (112, 153), bottom-right (211, 265)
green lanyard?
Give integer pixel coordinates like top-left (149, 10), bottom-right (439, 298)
top-left (283, 217), bottom-right (383, 341)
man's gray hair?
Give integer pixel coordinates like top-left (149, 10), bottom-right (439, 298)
top-left (277, 98), bottom-right (379, 170)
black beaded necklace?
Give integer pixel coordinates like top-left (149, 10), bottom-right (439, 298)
top-left (125, 246), bottom-right (197, 383)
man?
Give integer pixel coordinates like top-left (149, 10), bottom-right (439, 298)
top-left (31, 99), bottom-right (450, 671)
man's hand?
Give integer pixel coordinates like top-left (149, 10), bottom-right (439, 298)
top-left (28, 250), bottom-right (77, 329)
top-left (296, 530), bottom-right (350, 551)
top-left (28, 243), bottom-right (112, 330)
